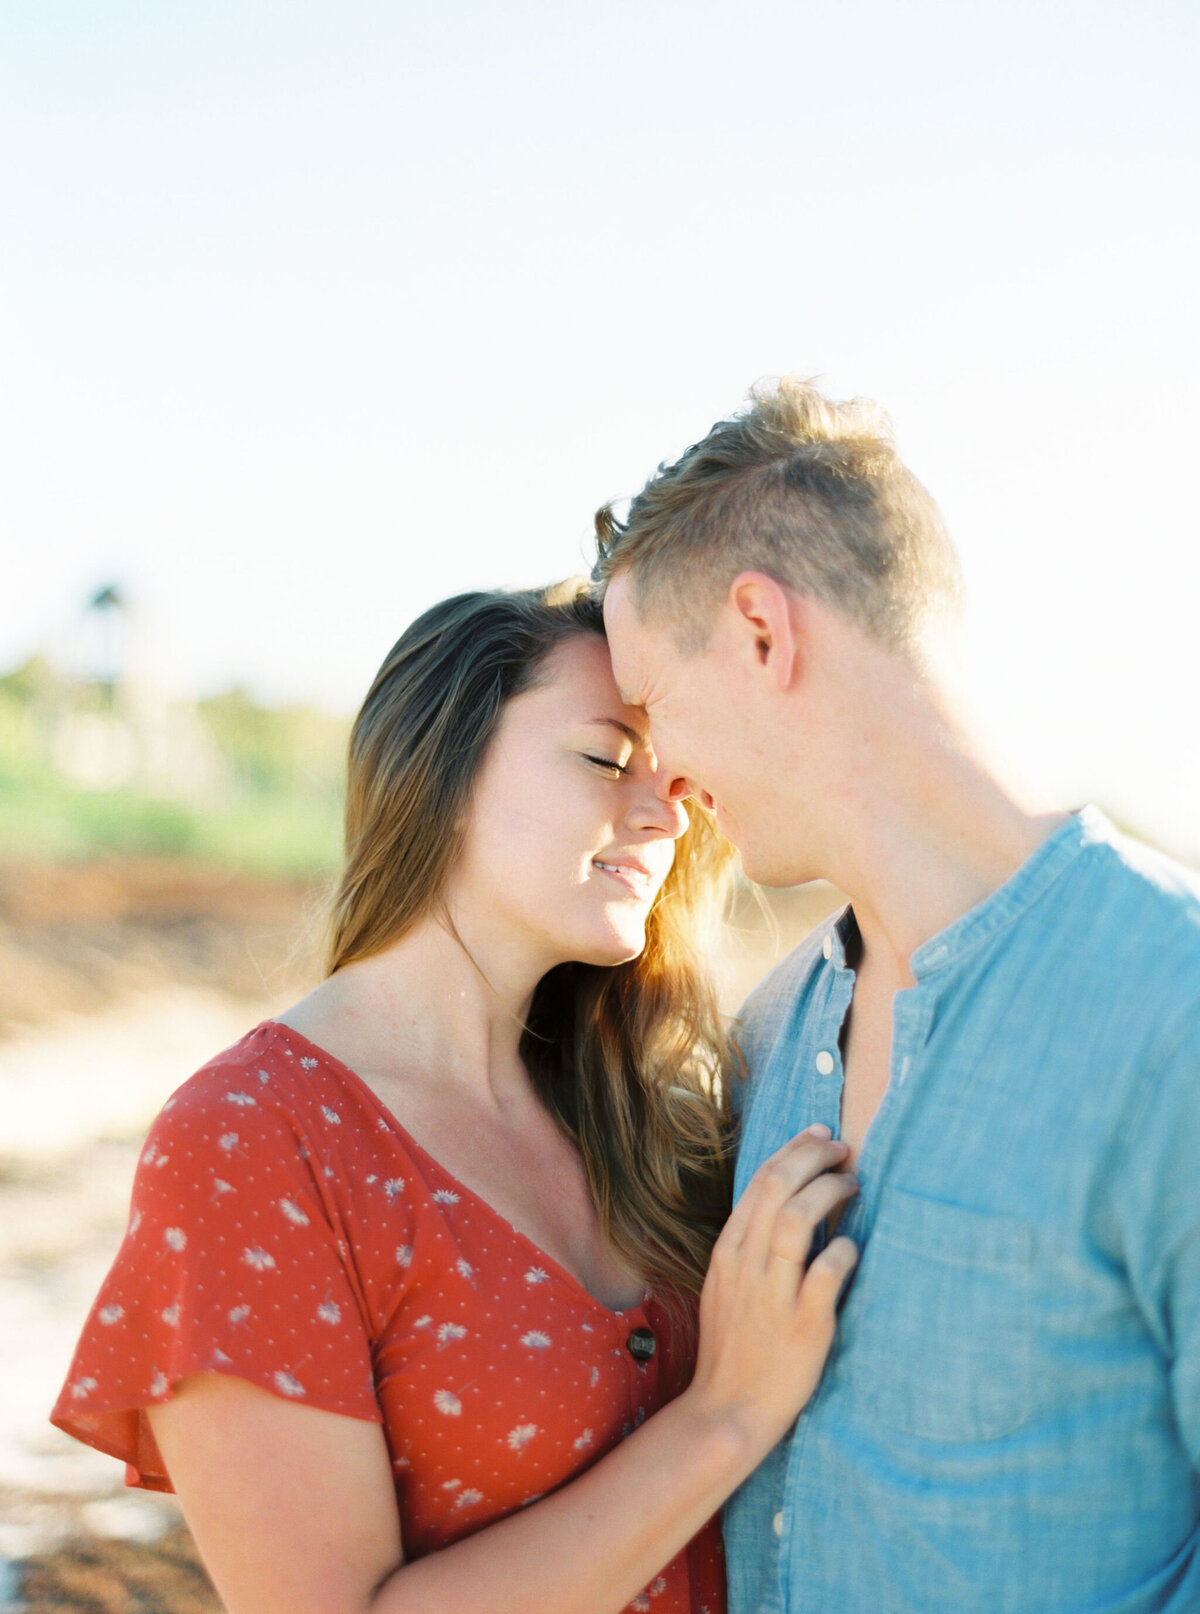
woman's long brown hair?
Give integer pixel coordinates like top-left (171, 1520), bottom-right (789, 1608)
top-left (326, 581), bottom-right (736, 1314)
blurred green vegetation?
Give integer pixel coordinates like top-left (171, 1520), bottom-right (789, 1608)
top-left (0, 658), bottom-right (348, 877)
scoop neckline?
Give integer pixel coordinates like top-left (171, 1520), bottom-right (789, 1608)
top-left (259, 1019), bottom-right (652, 1324)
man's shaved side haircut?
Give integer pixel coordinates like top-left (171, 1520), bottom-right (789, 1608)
top-left (593, 377), bottom-right (964, 652)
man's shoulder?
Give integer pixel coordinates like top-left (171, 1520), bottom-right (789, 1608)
top-left (733, 912), bottom-right (843, 1078)
top-left (1074, 813), bottom-right (1200, 986)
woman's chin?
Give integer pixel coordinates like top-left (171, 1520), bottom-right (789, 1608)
top-left (567, 924), bottom-right (648, 969)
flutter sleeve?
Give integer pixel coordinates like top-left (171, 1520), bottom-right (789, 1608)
top-left (50, 1058), bottom-right (381, 1490)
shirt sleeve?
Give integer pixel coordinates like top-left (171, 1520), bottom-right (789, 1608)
top-left (50, 1063), bottom-right (381, 1491)
top-left (1106, 1011), bottom-right (1200, 1474)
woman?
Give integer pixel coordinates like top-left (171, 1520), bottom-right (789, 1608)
top-left (52, 581), bottom-right (857, 1614)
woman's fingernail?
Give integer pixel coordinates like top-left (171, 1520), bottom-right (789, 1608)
top-left (805, 1123), bottom-right (832, 1138)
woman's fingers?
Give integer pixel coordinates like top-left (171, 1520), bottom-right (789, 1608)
top-left (724, 1127), bottom-right (850, 1270)
top-left (765, 1171), bottom-right (859, 1271)
top-left (793, 1235), bottom-right (860, 1337)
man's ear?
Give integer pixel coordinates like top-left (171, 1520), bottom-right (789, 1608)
top-left (727, 572), bottom-right (802, 691)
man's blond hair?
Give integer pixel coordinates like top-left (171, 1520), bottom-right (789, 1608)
top-left (593, 377), bottom-right (963, 651)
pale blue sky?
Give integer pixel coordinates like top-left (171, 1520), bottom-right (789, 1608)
top-left (3, 1), bottom-right (1198, 856)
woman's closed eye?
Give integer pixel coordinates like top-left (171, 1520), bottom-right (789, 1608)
top-left (584, 754), bottom-right (630, 778)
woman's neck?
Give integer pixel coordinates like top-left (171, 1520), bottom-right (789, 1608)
top-left (277, 910), bottom-right (547, 1114)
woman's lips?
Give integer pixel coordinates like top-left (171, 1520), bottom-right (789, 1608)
top-left (592, 858), bottom-right (653, 899)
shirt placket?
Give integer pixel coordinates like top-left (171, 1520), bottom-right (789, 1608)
top-left (755, 964), bottom-right (854, 1611)
top-left (776, 978), bottom-right (936, 1612)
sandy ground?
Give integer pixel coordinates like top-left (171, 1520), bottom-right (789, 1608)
top-left (0, 863), bottom-right (839, 1609)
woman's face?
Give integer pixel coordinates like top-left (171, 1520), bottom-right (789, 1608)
top-left (448, 632), bottom-right (689, 975)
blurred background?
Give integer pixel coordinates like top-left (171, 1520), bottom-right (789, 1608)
top-left (1, 0), bottom-right (1196, 1606)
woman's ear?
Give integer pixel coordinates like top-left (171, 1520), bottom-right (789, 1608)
top-left (726, 573), bottom-right (802, 691)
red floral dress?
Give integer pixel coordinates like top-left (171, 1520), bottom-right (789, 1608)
top-left (51, 1021), bottom-right (725, 1614)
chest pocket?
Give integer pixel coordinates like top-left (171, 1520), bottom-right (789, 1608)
top-left (838, 1184), bottom-right (1036, 1442)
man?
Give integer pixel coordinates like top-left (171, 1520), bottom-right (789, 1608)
top-left (595, 378), bottom-right (1200, 1613)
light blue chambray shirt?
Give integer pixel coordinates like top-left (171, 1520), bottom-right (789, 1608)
top-left (723, 807), bottom-right (1200, 1614)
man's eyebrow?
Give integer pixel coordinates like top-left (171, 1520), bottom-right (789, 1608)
top-left (586, 717), bottom-right (647, 746)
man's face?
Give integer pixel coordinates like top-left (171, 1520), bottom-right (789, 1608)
top-left (603, 573), bottom-right (798, 884)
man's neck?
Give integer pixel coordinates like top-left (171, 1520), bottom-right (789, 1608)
top-left (811, 642), bottom-right (1067, 978)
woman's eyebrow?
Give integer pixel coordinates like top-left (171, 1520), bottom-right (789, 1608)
top-left (586, 716), bottom-right (647, 747)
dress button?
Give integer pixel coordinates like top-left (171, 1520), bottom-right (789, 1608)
top-left (772, 1510), bottom-right (785, 1537)
top-left (822, 935), bottom-right (833, 961)
top-left (626, 1327), bottom-right (656, 1361)
top-left (815, 1050), bottom-right (835, 1076)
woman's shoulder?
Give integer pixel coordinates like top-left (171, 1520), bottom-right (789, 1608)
top-left (151, 1020), bottom-right (369, 1134)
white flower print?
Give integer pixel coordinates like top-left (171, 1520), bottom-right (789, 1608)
top-left (274, 1371), bottom-right (306, 1397)
top-left (256, 1067), bottom-right (271, 1083)
top-left (299, 1056), bottom-right (318, 1069)
top-left (365, 1174), bottom-right (377, 1185)
top-left (437, 1322), bottom-right (467, 1344)
top-left (155, 1154), bottom-right (170, 1168)
top-left (321, 1106), bottom-right (342, 1125)
top-left (225, 1091), bottom-right (257, 1107)
top-left (506, 1422), bottom-right (538, 1450)
top-left (630, 1596), bottom-right (651, 1611)
top-left (212, 1178), bottom-right (235, 1196)
top-left (213, 1348), bottom-right (231, 1364)
top-left (573, 1428), bottom-right (594, 1452)
top-left (434, 1389), bottom-right (463, 1416)
top-left (649, 1578), bottom-right (667, 1596)
top-left (383, 1177), bottom-right (406, 1201)
top-left (455, 1488), bottom-right (484, 1508)
top-left (150, 1371), bottom-right (169, 1397)
top-left (520, 1330), bottom-right (551, 1349)
top-left (243, 1246), bottom-right (276, 1272)
top-left (164, 1227), bottom-right (187, 1252)
top-left (279, 1197), bottom-right (310, 1226)
top-left (524, 1266), bottom-right (549, 1285)
top-left (228, 1304), bottom-right (252, 1324)
top-left (590, 1366), bottom-right (600, 1387)
top-left (432, 1188), bottom-right (460, 1205)
top-left (129, 1210), bottom-right (142, 1235)
top-left (317, 1302), bottom-right (342, 1325)
top-left (161, 1303), bottom-right (180, 1327)
top-left (396, 1245), bottom-right (414, 1267)
top-left (141, 1144), bottom-right (157, 1167)
top-left (456, 1258), bottom-right (474, 1280)
top-left (413, 1315), bottom-right (433, 1329)
top-left (441, 1478), bottom-right (461, 1490)
top-left (70, 1376), bottom-right (98, 1400)
top-left (219, 1132), bottom-right (239, 1152)
top-left (98, 1304), bottom-right (124, 1325)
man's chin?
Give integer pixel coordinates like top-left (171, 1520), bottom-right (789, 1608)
top-left (737, 845), bottom-right (816, 890)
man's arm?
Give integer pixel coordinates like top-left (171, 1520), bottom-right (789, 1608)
top-left (1106, 1011), bottom-right (1200, 1470)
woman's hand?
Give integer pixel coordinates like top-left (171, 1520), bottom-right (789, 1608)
top-left (685, 1124), bottom-right (858, 1454)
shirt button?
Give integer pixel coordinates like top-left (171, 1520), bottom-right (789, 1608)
top-left (822, 935), bottom-right (833, 961)
top-left (626, 1327), bottom-right (656, 1361)
top-left (773, 1510), bottom-right (785, 1537)
top-left (815, 1050), bottom-right (835, 1076)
